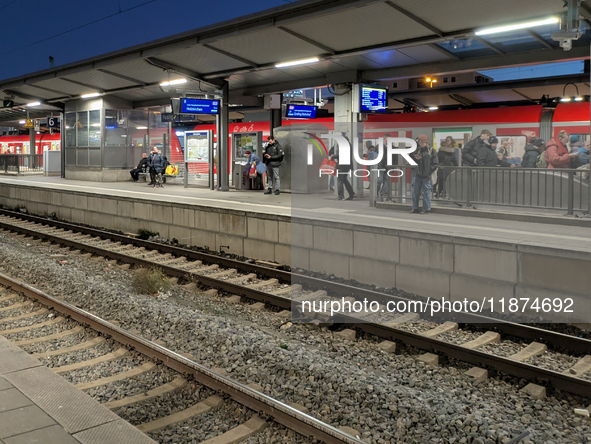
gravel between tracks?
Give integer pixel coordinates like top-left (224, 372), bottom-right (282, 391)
top-left (0, 231), bottom-right (590, 444)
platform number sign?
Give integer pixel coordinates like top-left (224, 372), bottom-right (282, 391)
top-left (48, 117), bottom-right (59, 128)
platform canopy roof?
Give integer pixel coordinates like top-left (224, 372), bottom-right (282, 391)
top-left (0, 0), bottom-right (589, 121)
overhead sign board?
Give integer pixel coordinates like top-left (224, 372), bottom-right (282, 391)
top-left (161, 112), bottom-right (175, 122)
top-left (47, 117), bottom-right (59, 128)
top-left (286, 104), bottom-right (317, 119)
top-left (180, 98), bottom-right (219, 115)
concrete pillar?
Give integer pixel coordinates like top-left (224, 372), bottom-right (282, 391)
top-left (269, 94), bottom-right (282, 136)
top-left (60, 112), bottom-right (65, 178)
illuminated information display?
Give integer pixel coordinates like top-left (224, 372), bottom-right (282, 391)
top-left (286, 105), bottom-right (317, 119)
top-left (360, 85), bottom-right (387, 112)
top-left (181, 99), bottom-right (220, 114)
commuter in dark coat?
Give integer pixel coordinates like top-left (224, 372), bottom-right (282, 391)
top-left (331, 151), bottom-right (355, 201)
top-left (147, 146), bottom-right (159, 185)
top-left (462, 129), bottom-right (492, 165)
top-left (477, 136), bottom-right (511, 167)
top-left (263, 136), bottom-right (284, 195)
top-left (435, 136), bottom-right (458, 198)
top-left (521, 138), bottom-right (544, 168)
top-left (150, 150), bottom-right (166, 188)
top-left (410, 134), bottom-right (438, 213)
top-left (130, 153), bottom-right (149, 182)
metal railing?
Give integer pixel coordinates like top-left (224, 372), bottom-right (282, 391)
top-left (0, 154), bottom-right (44, 174)
top-left (370, 165), bottom-right (591, 215)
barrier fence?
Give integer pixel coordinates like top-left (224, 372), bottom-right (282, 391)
top-left (370, 166), bottom-right (591, 215)
top-left (0, 154), bottom-right (44, 174)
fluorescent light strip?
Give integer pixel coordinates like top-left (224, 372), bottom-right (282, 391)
top-left (561, 97), bottom-right (572, 102)
top-left (428, 106), bottom-right (439, 110)
top-left (18, 120), bottom-right (25, 124)
top-left (475, 17), bottom-right (558, 36)
top-left (136, 127), bottom-right (148, 130)
top-left (275, 57), bottom-right (319, 68)
top-left (160, 78), bottom-right (187, 86)
top-left (26, 102), bottom-right (41, 107)
top-left (575, 97), bottom-right (584, 101)
top-left (81, 92), bottom-right (101, 99)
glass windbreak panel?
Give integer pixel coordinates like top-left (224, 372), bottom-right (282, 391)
top-left (149, 111), bottom-right (170, 157)
top-left (77, 111), bottom-right (88, 146)
top-left (105, 110), bottom-right (127, 147)
top-left (65, 112), bottom-right (76, 147)
top-left (89, 110), bottom-right (101, 147)
top-left (128, 110), bottom-right (148, 148)
top-left (88, 148), bottom-right (101, 166)
top-left (65, 148), bottom-right (76, 165)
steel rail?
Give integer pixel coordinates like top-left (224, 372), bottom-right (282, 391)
top-left (1, 208), bottom-right (590, 356)
top-left (2, 209), bottom-right (591, 398)
top-left (0, 272), bottom-right (364, 444)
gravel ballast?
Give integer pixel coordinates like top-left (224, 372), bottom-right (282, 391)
top-left (0, 231), bottom-right (590, 444)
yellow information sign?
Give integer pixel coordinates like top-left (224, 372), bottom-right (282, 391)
top-left (23, 119), bottom-right (34, 128)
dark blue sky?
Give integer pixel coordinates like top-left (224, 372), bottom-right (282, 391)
top-left (0, 0), bottom-right (291, 81)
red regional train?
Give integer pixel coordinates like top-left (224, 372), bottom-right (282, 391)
top-left (172, 102), bottom-right (589, 171)
top-left (0, 134), bottom-right (61, 154)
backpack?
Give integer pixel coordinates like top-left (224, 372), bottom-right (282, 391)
top-left (535, 152), bottom-right (547, 169)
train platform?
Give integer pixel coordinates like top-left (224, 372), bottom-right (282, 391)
top-left (0, 175), bottom-right (590, 322)
top-left (0, 335), bottom-right (156, 444)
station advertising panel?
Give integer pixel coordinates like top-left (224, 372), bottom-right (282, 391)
top-left (180, 99), bottom-right (220, 115)
top-left (184, 131), bottom-right (211, 163)
top-left (286, 104), bottom-right (317, 119)
top-left (352, 84), bottom-right (388, 113)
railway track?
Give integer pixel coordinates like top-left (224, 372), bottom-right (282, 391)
top-left (0, 273), bottom-right (364, 444)
top-left (1, 208), bottom-right (591, 401)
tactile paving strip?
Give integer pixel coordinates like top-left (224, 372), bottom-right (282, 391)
top-left (73, 419), bottom-right (157, 444)
top-left (0, 337), bottom-right (42, 374)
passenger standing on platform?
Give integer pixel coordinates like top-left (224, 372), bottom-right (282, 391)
top-left (376, 134), bottom-right (392, 202)
top-left (579, 139), bottom-right (590, 166)
top-left (477, 136), bottom-right (511, 167)
top-left (263, 136), bottom-right (284, 195)
top-left (130, 153), bottom-right (148, 182)
top-left (435, 136), bottom-right (458, 198)
top-left (331, 152), bottom-right (355, 201)
top-left (521, 138), bottom-right (545, 168)
top-left (410, 134), bottom-right (438, 214)
top-left (462, 129), bottom-right (492, 166)
top-left (150, 150), bottom-right (165, 188)
top-left (545, 130), bottom-right (576, 169)
top-left (147, 146), bottom-right (159, 186)
top-left (244, 149), bottom-right (265, 190)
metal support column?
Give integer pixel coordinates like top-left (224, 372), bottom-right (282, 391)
top-left (219, 82), bottom-right (230, 191)
top-left (29, 127), bottom-right (35, 169)
top-left (60, 112), bottom-right (65, 178)
top-left (270, 94), bottom-right (282, 137)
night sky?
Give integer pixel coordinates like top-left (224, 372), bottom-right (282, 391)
top-left (0, 0), bottom-right (292, 81)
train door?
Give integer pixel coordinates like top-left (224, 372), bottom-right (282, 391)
top-left (432, 128), bottom-right (472, 166)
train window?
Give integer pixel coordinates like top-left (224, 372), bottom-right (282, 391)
top-left (392, 82), bottom-right (398, 88)
top-left (498, 136), bottom-right (527, 164)
top-left (89, 110), bottom-right (101, 147)
top-left (451, 76), bottom-right (456, 83)
top-left (77, 111), bottom-right (89, 147)
top-left (443, 77), bottom-right (448, 83)
top-left (65, 112), bottom-right (76, 147)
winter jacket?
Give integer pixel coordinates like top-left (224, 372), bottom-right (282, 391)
top-left (150, 153), bottom-right (166, 173)
top-left (462, 136), bottom-right (487, 165)
top-left (521, 144), bottom-right (540, 168)
top-left (412, 146), bottom-right (438, 178)
top-left (545, 138), bottom-right (571, 169)
top-left (477, 144), bottom-right (510, 167)
top-left (135, 157), bottom-right (149, 170)
top-left (437, 147), bottom-right (457, 167)
top-left (331, 153), bottom-right (351, 173)
top-left (263, 141), bottom-right (284, 168)
top-left (579, 146), bottom-right (590, 166)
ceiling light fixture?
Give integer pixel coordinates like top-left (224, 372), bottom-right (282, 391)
top-left (275, 57), bottom-right (319, 68)
top-left (81, 92), bottom-right (101, 99)
top-left (136, 126), bottom-right (148, 130)
top-left (475, 17), bottom-right (559, 36)
top-left (18, 120), bottom-right (25, 124)
top-left (26, 101), bottom-right (41, 107)
top-left (428, 106), bottom-right (439, 110)
top-left (160, 79), bottom-right (187, 87)
top-left (560, 97), bottom-right (572, 102)
top-left (575, 96), bottom-right (584, 101)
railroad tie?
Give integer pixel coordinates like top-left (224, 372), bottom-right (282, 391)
top-left (0, 308), bottom-right (47, 324)
top-left (461, 331), bottom-right (501, 350)
top-left (76, 362), bottom-right (157, 390)
top-left (421, 322), bottom-right (458, 339)
top-left (54, 347), bottom-right (129, 374)
top-left (136, 394), bottom-right (223, 433)
top-left (32, 336), bottom-right (106, 358)
top-left (208, 269), bottom-right (237, 279)
top-left (15, 325), bottom-right (84, 345)
top-left (103, 376), bottom-right (187, 410)
top-left (0, 293), bottom-right (17, 303)
top-left (564, 355), bottom-right (591, 377)
top-left (198, 415), bottom-right (268, 444)
top-left (508, 342), bottom-right (547, 362)
top-left (226, 273), bottom-right (256, 284)
top-left (246, 279), bottom-right (278, 290)
top-left (0, 300), bottom-right (32, 312)
top-left (0, 316), bottom-right (64, 335)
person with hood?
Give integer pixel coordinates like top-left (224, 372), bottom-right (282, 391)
top-left (435, 136), bottom-right (458, 198)
top-left (477, 136), bottom-right (511, 167)
top-left (545, 130), bottom-right (577, 169)
top-left (263, 135), bottom-right (284, 195)
top-left (521, 138), bottom-right (545, 168)
top-left (410, 134), bottom-right (438, 213)
top-left (462, 129), bottom-right (492, 166)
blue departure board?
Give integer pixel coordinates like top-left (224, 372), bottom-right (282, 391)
top-left (286, 105), bottom-right (317, 119)
top-left (360, 85), bottom-right (387, 112)
top-left (180, 99), bottom-right (220, 114)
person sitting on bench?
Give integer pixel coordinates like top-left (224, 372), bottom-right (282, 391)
top-left (130, 153), bottom-right (148, 182)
